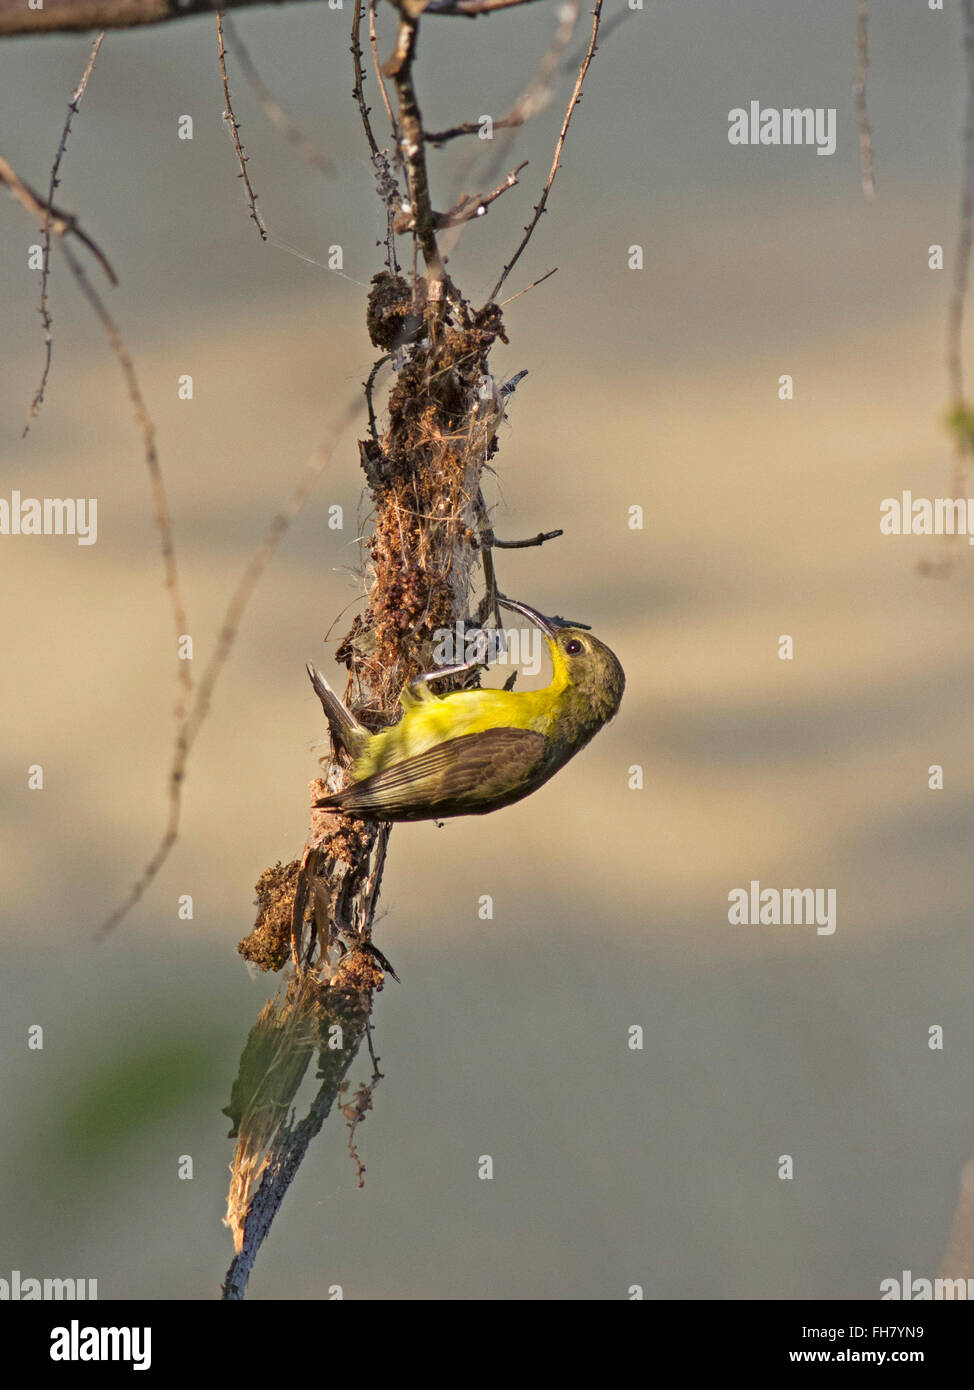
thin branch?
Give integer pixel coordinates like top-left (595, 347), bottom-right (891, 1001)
top-left (487, 0), bottom-right (603, 304)
top-left (421, 161), bottom-right (527, 230)
top-left (0, 0), bottom-right (324, 39)
top-left (929, 0), bottom-right (974, 577)
top-left (1, 146), bottom-right (196, 934)
top-left (426, 114), bottom-right (523, 146)
top-left (23, 31), bottom-right (105, 437)
top-left (496, 266), bottom-right (557, 307)
top-left (433, 0), bottom-right (578, 164)
top-left (351, 0), bottom-right (380, 158)
top-left (854, 0), bottom-right (875, 201)
top-left (98, 392), bottom-right (364, 937)
top-left (217, 12), bottom-right (267, 240)
top-left (561, 1), bottom-right (631, 71)
top-left (221, 14), bottom-right (335, 178)
top-left (386, 4), bottom-right (452, 312)
top-left (59, 241), bottom-right (194, 837)
top-left (491, 528), bottom-right (562, 549)
top-left (364, 354), bottom-right (391, 442)
top-left (424, 0), bottom-right (544, 16)
top-left (355, 0), bottom-right (401, 273)
top-left (368, 0), bottom-right (398, 142)
top-left (435, 1), bottom-right (578, 269)
top-left (941, 1146), bottom-right (974, 1285)
top-left (0, 154), bottom-right (117, 285)
top-left (949, 0), bottom-right (974, 415)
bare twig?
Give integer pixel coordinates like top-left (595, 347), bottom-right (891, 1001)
top-left (1, 149), bottom-right (196, 936)
top-left (855, 0), bottom-right (875, 201)
top-left (941, 1148), bottom-right (974, 1284)
top-left (386, 3), bottom-right (453, 313)
top-left (221, 14), bottom-right (335, 178)
top-left (406, 161), bottom-right (526, 230)
top-left (217, 11), bottom-right (267, 241)
top-left (425, 0), bottom-right (544, 16)
top-left (927, 0), bottom-right (974, 576)
top-left (0, 154), bottom-right (117, 285)
top-left (364, 354), bottom-right (391, 442)
top-left (491, 528), bottom-right (562, 549)
top-left (438, 0), bottom-right (578, 194)
top-left (949, 0), bottom-right (974, 416)
top-left (0, 0), bottom-right (323, 39)
top-left (368, 0), bottom-right (398, 142)
top-left (435, 2), bottom-right (578, 271)
top-left (59, 241), bottom-right (194, 845)
top-left (426, 116), bottom-right (516, 146)
top-left (355, 0), bottom-right (401, 274)
top-left (351, 0), bottom-right (380, 158)
top-left (23, 32), bottom-right (105, 437)
top-left (561, 1), bottom-right (631, 71)
top-left (497, 266), bottom-right (557, 307)
top-left (98, 392), bottom-right (364, 937)
top-left (487, 0), bottom-right (603, 304)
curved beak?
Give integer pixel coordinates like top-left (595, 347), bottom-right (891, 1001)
top-left (496, 595), bottom-right (558, 637)
top-left (496, 595), bottom-right (592, 634)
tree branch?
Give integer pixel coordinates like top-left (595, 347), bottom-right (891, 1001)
top-left (854, 0), bottom-right (875, 201)
top-left (424, 0), bottom-right (544, 17)
top-left (23, 31), bottom-right (105, 436)
top-left (0, 153), bottom-right (116, 284)
top-left (221, 12), bottom-right (335, 179)
top-left (217, 12), bottom-right (267, 240)
top-left (0, 0), bottom-right (322, 39)
top-left (385, 5), bottom-right (451, 311)
top-left (486, 0), bottom-right (602, 304)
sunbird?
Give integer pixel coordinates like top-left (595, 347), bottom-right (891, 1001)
top-left (307, 598), bottom-right (624, 822)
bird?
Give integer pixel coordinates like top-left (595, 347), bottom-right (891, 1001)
top-left (307, 597), bottom-right (625, 822)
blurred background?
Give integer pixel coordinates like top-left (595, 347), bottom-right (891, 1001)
top-left (2, 0), bottom-right (973, 1300)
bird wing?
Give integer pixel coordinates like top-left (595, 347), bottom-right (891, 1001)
top-left (316, 726), bottom-right (548, 821)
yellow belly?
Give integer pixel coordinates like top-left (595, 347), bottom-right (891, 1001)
top-left (355, 685), bottom-right (558, 778)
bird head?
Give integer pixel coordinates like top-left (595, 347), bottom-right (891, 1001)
top-left (497, 597), bottom-right (625, 724)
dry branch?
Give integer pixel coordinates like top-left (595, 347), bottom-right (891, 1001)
top-left (0, 153), bottom-right (116, 284)
top-left (57, 238), bottom-right (195, 919)
top-left (938, 0), bottom-right (974, 575)
top-left (23, 31), bottom-right (105, 436)
top-left (425, 0), bottom-right (544, 16)
top-left (354, 0), bottom-right (401, 273)
top-left (217, 13), bottom-right (267, 240)
top-left (221, 13), bottom-right (336, 178)
top-left (949, 0), bottom-right (974, 418)
top-left (0, 0), bottom-right (320, 38)
top-left (100, 394), bottom-right (365, 938)
top-left (430, 0), bottom-right (578, 157)
top-left (386, 3), bottom-right (452, 311)
top-left (0, 0), bottom-right (550, 36)
top-left (487, 0), bottom-right (602, 303)
top-left (854, 0), bottom-right (875, 201)
top-left (369, 0), bottom-right (398, 141)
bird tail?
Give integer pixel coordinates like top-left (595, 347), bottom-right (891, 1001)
top-left (306, 664), bottom-right (367, 759)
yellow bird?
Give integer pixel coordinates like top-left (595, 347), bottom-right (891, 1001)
top-left (309, 598), bottom-right (624, 822)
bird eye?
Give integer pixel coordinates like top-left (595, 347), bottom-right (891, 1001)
top-left (565, 638), bottom-right (583, 656)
